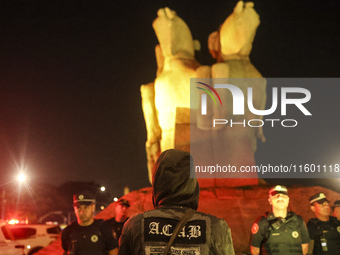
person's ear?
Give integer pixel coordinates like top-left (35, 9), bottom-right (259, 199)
top-left (311, 205), bottom-right (315, 212)
top-left (268, 197), bottom-right (272, 205)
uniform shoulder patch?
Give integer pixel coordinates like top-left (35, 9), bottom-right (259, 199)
top-left (252, 223), bottom-right (259, 234)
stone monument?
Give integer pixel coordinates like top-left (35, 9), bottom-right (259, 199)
top-left (141, 2), bottom-right (266, 186)
top-left (140, 7), bottom-right (201, 183)
top-left (192, 1), bottom-right (266, 186)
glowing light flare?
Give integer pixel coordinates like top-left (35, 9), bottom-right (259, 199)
top-left (100, 186), bottom-right (106, 192)
top-left (113, 197), bottom-right (118, 202)
top-left (8, 219), bottom-right (19, 225)
top-left (17, 173), bottom-right (26, 183)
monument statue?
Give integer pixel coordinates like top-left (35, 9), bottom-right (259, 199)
top-left (141, 2), bottom-right (266, 185)
top-left (140, 7), bottom-right (201, 183)
top-left (197, 0), bottom-right (266, 151)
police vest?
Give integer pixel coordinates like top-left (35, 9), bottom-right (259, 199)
top-left (264, 212), bottom-right (304, 255)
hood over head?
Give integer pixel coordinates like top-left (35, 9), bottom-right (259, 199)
top-left (152, 149), bottom-right (199, 210)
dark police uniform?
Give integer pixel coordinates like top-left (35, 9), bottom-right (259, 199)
top-left (307, 216), bottom-right (340, 254)
top-left (61, 219), bottom-right (116, 255)
top-left (106, 217), bottom-right (129, 246)
top-left (251, 211), bottom-right (310, 254)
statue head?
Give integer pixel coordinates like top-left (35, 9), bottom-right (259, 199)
top-left (153, 7), bottom-right (200, 59)
top-left (209, 1), bottom-right (260, 59)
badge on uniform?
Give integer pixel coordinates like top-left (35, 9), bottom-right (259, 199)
top-left (252, 223), bottom-right (259, 234)
top-left (292, 231), bottom-right (299, 238)
top-left (91, 235), bottom-right (99, 243)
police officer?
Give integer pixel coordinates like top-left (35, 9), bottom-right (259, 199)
top-left (118, 149), bottom-right (235, 255)
top-left (106, 198), bottom-right (130, 244)
top-left (331, 200), bottom-right (340, 221)
top-left (307, 193), bottom-right (340, 254)
top-left (61, 192), bottom-right (117, 255)
top-left (250, 185), bottom-right (309, 255)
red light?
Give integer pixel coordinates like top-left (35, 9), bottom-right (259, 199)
top-left (8, 219), bottom-right (19, 225)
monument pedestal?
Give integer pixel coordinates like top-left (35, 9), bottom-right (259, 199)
top-left (175, 113), bottom-right (259, 188)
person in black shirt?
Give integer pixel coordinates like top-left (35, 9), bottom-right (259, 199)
top-left (106, 198), bottom-right (130, 245)
top-left (331, 200), bottom-right (340, 221)
top-left (307, 193), bottom-right (340, 254)
top-left (61, 192), bottom-right (117, 255)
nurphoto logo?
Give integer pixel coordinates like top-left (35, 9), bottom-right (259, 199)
top-left (196, 81), bottom-right (312, 128)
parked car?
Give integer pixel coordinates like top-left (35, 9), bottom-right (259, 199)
top-left (0, 220), bottom-right (25, 255)
top-left (7, 223), bottom-right (61, 255)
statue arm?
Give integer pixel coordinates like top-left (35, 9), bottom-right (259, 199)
top-left (140, 82), bottom-right (161, 182)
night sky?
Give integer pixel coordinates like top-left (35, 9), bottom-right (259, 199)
top-left (1, 0), bottom-right (339, 197)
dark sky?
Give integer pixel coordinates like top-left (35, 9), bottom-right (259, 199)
top-left (0, 0), bottom-right (339, 197)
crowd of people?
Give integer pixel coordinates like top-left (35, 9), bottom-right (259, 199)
top-left (60, 149), bottom-right (340, 255)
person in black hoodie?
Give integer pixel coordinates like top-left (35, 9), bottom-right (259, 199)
top-left (118, 149), bottom-right (235, 255)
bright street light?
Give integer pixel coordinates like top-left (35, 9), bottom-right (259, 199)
top-left (100, 186), bottom-right (106, 192)
top-left (17, 173), bottom-right (26, 183)
top-left (2, 173), bottom-right (28, 220)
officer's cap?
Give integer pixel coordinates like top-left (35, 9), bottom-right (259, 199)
top-left (117, 198), bottom-right (130, 208)
top-left (73, 192), bottom-right (96, 207)
top-left (269, 185), bottom-right (288, 196)
top-left (309, 192), bottom-right (329, 205)
top-left (333, 200), bottom-right (340, 208)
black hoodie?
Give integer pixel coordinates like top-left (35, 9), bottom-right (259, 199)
top-left (118, 149), bottom-right (235, 255)
top-left (152, 149), bottom-right (200, 210)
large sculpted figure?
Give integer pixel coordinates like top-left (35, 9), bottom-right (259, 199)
top-left (198, 1), bottom-right (266, 148)
top-left (193, 1), bottom-right (266, 184)
top-left (140, 7), bottom-right (200, 182)
top-left (141, 2), bottom-right (266, 184)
